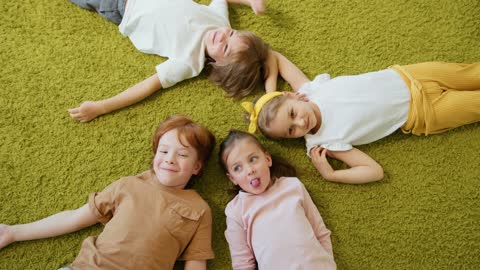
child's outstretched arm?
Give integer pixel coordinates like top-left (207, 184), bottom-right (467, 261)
top-left (226, 0), bottom-right (266, 15)
top-left (270, 51), bottom-right (310, 92)
top-left (300, 184), bottom-right (334, 256)
top-left (0, 204), bottom-right (98, 249)
top-left (68, 74), bottom-right (162, 122)
top-left (310, 147), bottom-right (384, 184)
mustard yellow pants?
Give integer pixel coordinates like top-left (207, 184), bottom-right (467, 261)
top-left (392, 62), bottom-right (480, 135)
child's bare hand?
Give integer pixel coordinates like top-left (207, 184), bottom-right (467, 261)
top-left (249, 0), bottom-right (265, 15)
top-left (310, 146), bottom-right (334, 180)
top-left (294, 92), bottom-right (308, 101)
top-left (68, 101), bottom-right (103, 122)
top-left (0, 224), bottom-right (14, 249)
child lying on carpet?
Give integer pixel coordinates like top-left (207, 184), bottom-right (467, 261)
top-left (219, 129), bottom-right (336, 269)
top-left (67, 0), bottom-right (274, 122)
top-left (0, 115), bottom-right (216, 270)
top-left (242, 62), bottom-right (480, 184)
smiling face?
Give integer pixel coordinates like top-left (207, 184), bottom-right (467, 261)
top-left (264, 97), bottom-right (321, 139)
top-left (204, 27), bottom-right (249, 65)
top-left (152, 129), bottom-right (202, 189)
top-left (224, 138), bottom-right (273, 195)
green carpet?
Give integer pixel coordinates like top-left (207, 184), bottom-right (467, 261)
top-left (1, 0), bottom-right (479, 269)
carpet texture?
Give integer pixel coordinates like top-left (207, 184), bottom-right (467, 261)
top-left (1, 0), bottom-right (479, 269)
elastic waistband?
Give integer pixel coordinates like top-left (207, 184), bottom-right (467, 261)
top-left (390, 65), bottom-right (432, 135)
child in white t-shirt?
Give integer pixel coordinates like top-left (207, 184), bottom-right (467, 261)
top-left (67, 0), bottom-right (274, 122)
top-left (242, 61), bottom-right (480, 184)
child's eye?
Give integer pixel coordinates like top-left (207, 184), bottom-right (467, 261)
top-left (224, 44), bottom-right (228, 53)
top-left (158, 150), bottom-right (167, 154)
top-left (233, 165), bottom-right (241, 172)
top-left (230, 31), bottom-right (234, 37)
top-left (250, 156), bottom-right (258, 162)
top-left (290, 109), bottom-right (295, 118)
top-left (179, 153), bottom-right (188, 158)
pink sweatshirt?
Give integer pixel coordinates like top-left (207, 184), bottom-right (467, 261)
top-left (225, 177), bottom-right (336, 270)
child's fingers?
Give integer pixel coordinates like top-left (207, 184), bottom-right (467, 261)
top-left (309, 146), bottom-right (321, 157)
top-left (310, 146), bottom-right (327, 162)
top-left (67, 107), bottom-right (79, 113)
top-left (294, 92), bottom-right (309, 102)
top-left (69, 111), bottom-right (84, 121)
top-left (320, 147), bottom-right (328, 158)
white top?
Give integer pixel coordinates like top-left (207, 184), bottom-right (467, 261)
top-left (225, 177), bottom-right (336, 270)
top-left (119, 0), bottom-right (230, 88)
top-left (299, 69), bottom-right (410, 154)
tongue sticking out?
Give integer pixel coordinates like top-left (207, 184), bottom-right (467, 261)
top-left (250, 179), bottom-right (260, 188)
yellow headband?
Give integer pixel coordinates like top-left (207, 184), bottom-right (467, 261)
top-left (241, 91), bottom-right (283, 134)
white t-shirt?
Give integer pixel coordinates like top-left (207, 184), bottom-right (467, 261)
top-left (299, 69), bottom-right (410, 155)
top-left (119, 0), bottom-right (230, 88)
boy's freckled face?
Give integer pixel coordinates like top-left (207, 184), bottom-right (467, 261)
top-left (204, 27), bottom-right (248, 65)
top-left (153, 129), bottom-right (201, 189)
top-left (225, 139), bottom-right (272, 195)
top-left (266, 98), bottom-right (320, 139)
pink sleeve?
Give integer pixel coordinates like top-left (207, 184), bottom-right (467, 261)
top-left (225, 205), bottom-right (257, 270)
top-left (301, 183), bottom-right (334, 256)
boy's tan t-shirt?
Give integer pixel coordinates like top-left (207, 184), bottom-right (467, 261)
top-left (71, 170), bottom-right (214, 270)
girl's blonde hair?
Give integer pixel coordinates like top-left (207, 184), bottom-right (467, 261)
top-left (254, 95), bottom-right (290, 139)
top-left (206, 31), bottom-right (270, 99)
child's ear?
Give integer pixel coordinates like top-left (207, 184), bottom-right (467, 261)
top-left (265, 151), bottom-right (273, 168)
top-left (227, 173), bottom-right (237, 185)
top-left (192, 161), bottom-right (202, 175)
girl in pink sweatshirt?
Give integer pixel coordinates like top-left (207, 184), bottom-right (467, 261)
top-left (218, 129), bottom-right (336, 270)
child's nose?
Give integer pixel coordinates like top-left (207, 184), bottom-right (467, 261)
top-left (295, 118), bottom-right (306, 128)
top-left (164, 153), bottom-right (175, 164)
top-left (219, 32), bottom-right (227, 43)
top-left (247, 164), bottom-right (256, 175)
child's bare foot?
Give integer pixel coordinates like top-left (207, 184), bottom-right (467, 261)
top-left (249, 0), bottom-right (265, 15)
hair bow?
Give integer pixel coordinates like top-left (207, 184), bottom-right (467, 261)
top-left (241, 91), bottom-right (283, 134)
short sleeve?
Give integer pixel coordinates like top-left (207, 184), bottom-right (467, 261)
top-left (88, 178), bottom-right (126, 225)
top-left (178, 206), bottom-right (215, 260)
top-left (208, 0), bottom-right (229, 20)
top-left (155, 59), bottom-right (201, 88)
